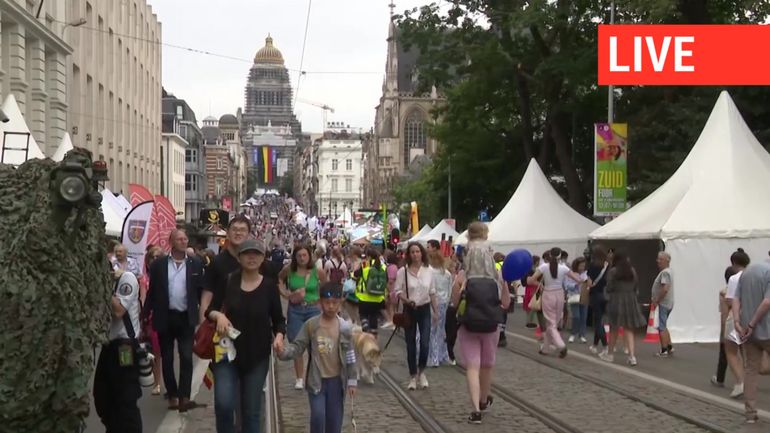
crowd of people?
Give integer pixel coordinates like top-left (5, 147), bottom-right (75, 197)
top-left (96, 195), bottom-right (770, 432)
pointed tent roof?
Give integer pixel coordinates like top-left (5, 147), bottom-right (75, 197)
top-left (409, 224), bottom-right (433, 241)
top-left (52, 132), bottom-right (74, 162)
top-left (424, 219), bottom-right (460, 242)
top-left (591, 91), bottom-right (770, 240)
top-left (0, 94), bottom-right (44, 165)
top-left (487, 158), bottom-right (599, 245)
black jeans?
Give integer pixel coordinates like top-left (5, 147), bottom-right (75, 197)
top-left (159, 310), bottom-right (194, 400)
top-left (591, 296), bottom-right (608, 347)
top-left (359, 300), bottom-right (384, 334)
top-left (715, 341), bottom-right (728, 383)
top-left (405, 304), bottom-right (432, 376)
top-left (93, 341), bottom-right (142, 433)
top-left (445, 305), bottom-right (459, 361)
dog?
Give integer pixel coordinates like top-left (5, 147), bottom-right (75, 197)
top-left (352, 326), bottom-right (382, 384)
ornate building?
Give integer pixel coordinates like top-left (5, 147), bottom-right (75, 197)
top-left (241, 35), bottom-right (303, 189)
top-left (202, 115), bottom-right (240, 211)
top-left (363, 16), bottom-right (440, 208)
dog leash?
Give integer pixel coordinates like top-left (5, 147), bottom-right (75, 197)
top-left (351, 394), bottom-right (358, 433)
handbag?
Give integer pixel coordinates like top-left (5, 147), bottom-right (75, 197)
top-left (528, 285), bottom-right (543, 311)
top-left (567, 293), bottom-right (581, 304)
top-left (194, 274), bottom-right (232, 360)
top-left (392, 269), bottom-right (413, 329)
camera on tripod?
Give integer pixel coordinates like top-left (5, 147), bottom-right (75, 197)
top-left (135, 342), bottom-right (155, 388)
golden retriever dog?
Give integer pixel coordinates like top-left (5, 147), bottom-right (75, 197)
top-left (352, 327), bottom-right (382, 384)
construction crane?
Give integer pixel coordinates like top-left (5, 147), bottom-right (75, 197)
top-left (297, 98), bottom-right (335, 132)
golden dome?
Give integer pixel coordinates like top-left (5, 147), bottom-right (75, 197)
top-left (254, 34), bottom-right (284, 64)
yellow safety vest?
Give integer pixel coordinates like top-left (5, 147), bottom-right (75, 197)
top-left (356, 261), bottom-right (386, 303)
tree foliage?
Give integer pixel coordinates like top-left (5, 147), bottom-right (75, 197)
top-left (0, 156), bottom-right (112, 432)
top-left (394, 0), bottom-right (770, 227)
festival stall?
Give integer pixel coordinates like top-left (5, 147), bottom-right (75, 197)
top-left (591, 91), bottom-right (770, 343)
top-left (457, 158), bottom-right (599, 260)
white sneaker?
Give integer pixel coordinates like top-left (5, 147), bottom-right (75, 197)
top-left (580, 336), bottom-right (588, 344)
top-left (294, 378), bottom-right (304, 390)
top-left (568, 335), bottom-right (575, 343)
top-left (449, 359), bottom-right (457, 366)
top-left (418, 372), bottom-right (429, 389)
top-left (599, 351), bottom-right (614, 363)
top-left (381, 322), bottom-right (395, 330)
top-left (730, 383), bottom-right (744, 399)
top-left (407, 377), bottom-right (417, 390)
top-left (627, 356), bottom-right (638, 366)
top-left (589, 345), bottom-right (599, 354)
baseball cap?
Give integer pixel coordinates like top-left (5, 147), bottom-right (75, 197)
top-left (239, 239), bottom-right (266, 255)
top-left (319, 282), bottom-right (343, 299)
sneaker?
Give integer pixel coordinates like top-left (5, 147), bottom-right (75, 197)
top-left (745, 416), bottom-right (758, 424)
top-left (559, 347), bottom-right (568, 358)
top-left (599, 351), bottom-right (614, 363)
top-left (730, 383), bottom-right (744, 399)
top-left (418, 372), bottom-right (429, 389)
top-left (449, 358), bottom-right (457, 366)
top-left (655, 349), bottom-right (670, 358)
top-left (381, 322), bottom-right (395, 330)
top-left (480, 396), bottom-right (494, 412)
top-left (667, 346), bottom-right (675, 355)
top-left (580, 336), bottom-right (588, 344)
top-left (627, 356), bottom-right (638, 366)
top-left (568, 335), bottom-right (575, 343)
top-left (589, 345), bottom-right (599, 354)
top-left (710, 375), bottom-right (725, 388)
top-left (623, 347), bottom-right (629, 355)
top-left (294, 378), bottom-right (304, 390)
top-left (407, 377), bottom-right (417, 390)
top-left (498, 335), bottom-right (508, 347)
top-left (468, 411), bottom-right (482, 424)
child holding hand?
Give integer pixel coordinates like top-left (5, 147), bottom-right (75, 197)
top-left (276, 282), bottom-right (358, 433)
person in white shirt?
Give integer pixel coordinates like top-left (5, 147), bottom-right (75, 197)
top-left (394, 242), bottom-right (439, 390)
top-left (715, 249), bottom-right (749, 399)
top-left (528, 247), bottom-right (580, 358)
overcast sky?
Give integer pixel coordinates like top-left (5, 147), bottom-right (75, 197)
top-left (150, 0), bottom-right (438, 134)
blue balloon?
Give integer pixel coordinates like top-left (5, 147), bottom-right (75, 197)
top-left (502, 249), bottom-right (533, 281)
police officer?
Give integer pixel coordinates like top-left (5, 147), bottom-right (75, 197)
top-left (93, 269), bottom-right (142, 433)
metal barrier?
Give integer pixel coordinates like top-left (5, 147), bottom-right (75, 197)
top-left (263, 350), bottom-right (281, 433)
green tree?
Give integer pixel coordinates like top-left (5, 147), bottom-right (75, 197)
top-left (396, 0), bottom-right (770, 219)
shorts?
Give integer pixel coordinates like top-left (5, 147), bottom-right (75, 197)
top-left (457, 327), bottom-right (499, 368)
top-left (657, 305), bottom-right (672, 331)
top-left (287, 303), bottom-right (321, 342)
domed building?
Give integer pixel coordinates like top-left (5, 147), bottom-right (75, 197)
top-left (241, 35), bottom-right (303, 190)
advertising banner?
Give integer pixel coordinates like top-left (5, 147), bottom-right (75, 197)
top-left (121, 200), bottom-right (154, 269)
top-left (594, 123), bottom-right (628, 216)
top-left (410, 201), bottom-right (419, 235)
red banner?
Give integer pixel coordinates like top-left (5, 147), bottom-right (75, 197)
top-left (598, 25), bottom-right (770, 85)
top-left (154, 195), bottom-right (177, 253)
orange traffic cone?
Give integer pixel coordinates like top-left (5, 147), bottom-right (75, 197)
top-left (644, 305), bottom-right (660, 343)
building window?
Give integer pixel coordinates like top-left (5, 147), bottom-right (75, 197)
top-left (185, 174), bottom-right (197, 191)
top-left (332, 159), bottom-right (338, 170)
top-left (331, 179), bottom-right (338, 192)
top-left (176, 105), bottom-right (183, 119)
top-left (216, 179), bottom-right (223, 196)
top-left (346, 159), bottom-right (352, 170)
top-left (345, 179), bottom-right (352, 192)
top-left (404, 110), bottom-right (427, 165)
top-left (217, 158), bottom-right (222, 169)
top-left (185, 149), bottom-right (197, 163)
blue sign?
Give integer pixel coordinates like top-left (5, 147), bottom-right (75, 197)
top-left (479, 210), bottom-right (489, 222)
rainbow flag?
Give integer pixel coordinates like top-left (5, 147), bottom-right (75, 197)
top-left (261, 146), bottom-right (275, 184)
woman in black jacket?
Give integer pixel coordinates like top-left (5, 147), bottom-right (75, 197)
top-left (205, 239), bottom-right (286, 433)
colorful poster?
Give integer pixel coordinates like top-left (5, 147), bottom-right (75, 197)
top-left (594, 123), bottom-right (628, 216)
top-left (121, 200), bottom-right (154, 269)
top-left (261, 146), bottom-right (274, 184)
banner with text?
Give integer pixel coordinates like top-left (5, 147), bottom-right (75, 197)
top-left (594, 123), bottom-right (628, 216)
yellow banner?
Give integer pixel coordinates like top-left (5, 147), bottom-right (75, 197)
top-left (410, 201), bottom-right (419, 235)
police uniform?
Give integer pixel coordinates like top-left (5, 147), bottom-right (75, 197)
top-left (93, 271), bottom-right (143, 433)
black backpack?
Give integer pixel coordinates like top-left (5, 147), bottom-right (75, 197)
top-left (459, 278), bottom-right (502, 333)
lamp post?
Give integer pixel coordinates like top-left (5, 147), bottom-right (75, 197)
top-left (608, 0), bottom-right (615, 124)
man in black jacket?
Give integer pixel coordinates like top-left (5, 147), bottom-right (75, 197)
top-left (147, 229), bottom-right (205, 412)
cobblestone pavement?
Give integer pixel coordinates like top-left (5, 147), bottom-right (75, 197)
top-left (498, 336), bottom-right (767, 433)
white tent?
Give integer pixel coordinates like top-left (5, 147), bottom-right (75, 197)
top-left (51, 133), bottom-right (74, 162)
top-left (461, 158), bottom-right (599, 259)
top-left (101, 189), bottom-right (128, 237)
top-left (399, 224), bottom-right (432, 249)
top-left (335, 208), bottom-right (353, 228)
top-left (423, 219), bottom-right (460, 242)
top-left (116, 194), bottom-right (131, 214)
top-left (591, 91), bottom-right (770, 343)
top-left (0, 94), bottom-right (45, 165)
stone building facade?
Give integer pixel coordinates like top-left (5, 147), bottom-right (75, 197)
top-left (363, 18), bottom-right (440, 208)
top-left (65, 0), bottom-right (162, 194)
top-left (0, 0), bottom-right (70, 158)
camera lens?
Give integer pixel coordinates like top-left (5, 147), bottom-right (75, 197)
top-left (59, 176), bottom-right (87, 202)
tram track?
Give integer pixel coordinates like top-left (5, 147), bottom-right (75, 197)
top-left (377, 366), bottom-right (452, 433)
top-left (499, 342), bottom-right (737, 433)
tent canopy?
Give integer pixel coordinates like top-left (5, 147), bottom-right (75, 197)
top-left (592, 91), bottom-right (770, 241)
top-left (0, 94), bottom-right (45, 165)
top-left (424, 220), bottom-right (460, 242)
top-left (52, 133), bottom-right (74, 162)
top-left (409, 224), bottom-right (433, 241)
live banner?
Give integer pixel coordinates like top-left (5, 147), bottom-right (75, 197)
top-left (594, 123), bottom-right (628, 216)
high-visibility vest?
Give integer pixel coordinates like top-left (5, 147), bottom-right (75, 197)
top-left (356, 261), bottom-right (386, 303)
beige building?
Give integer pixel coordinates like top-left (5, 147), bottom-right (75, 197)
top-left (161, 119), bottom-right (186, 220)
top-left (65, 0), bottom-right (162, 195)
top-left (363, 18), bottom-right (440, 208)
top-left (314, 127), bottom-right (365, 218)
top-left (0, 0), bottom-right (70, 158)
